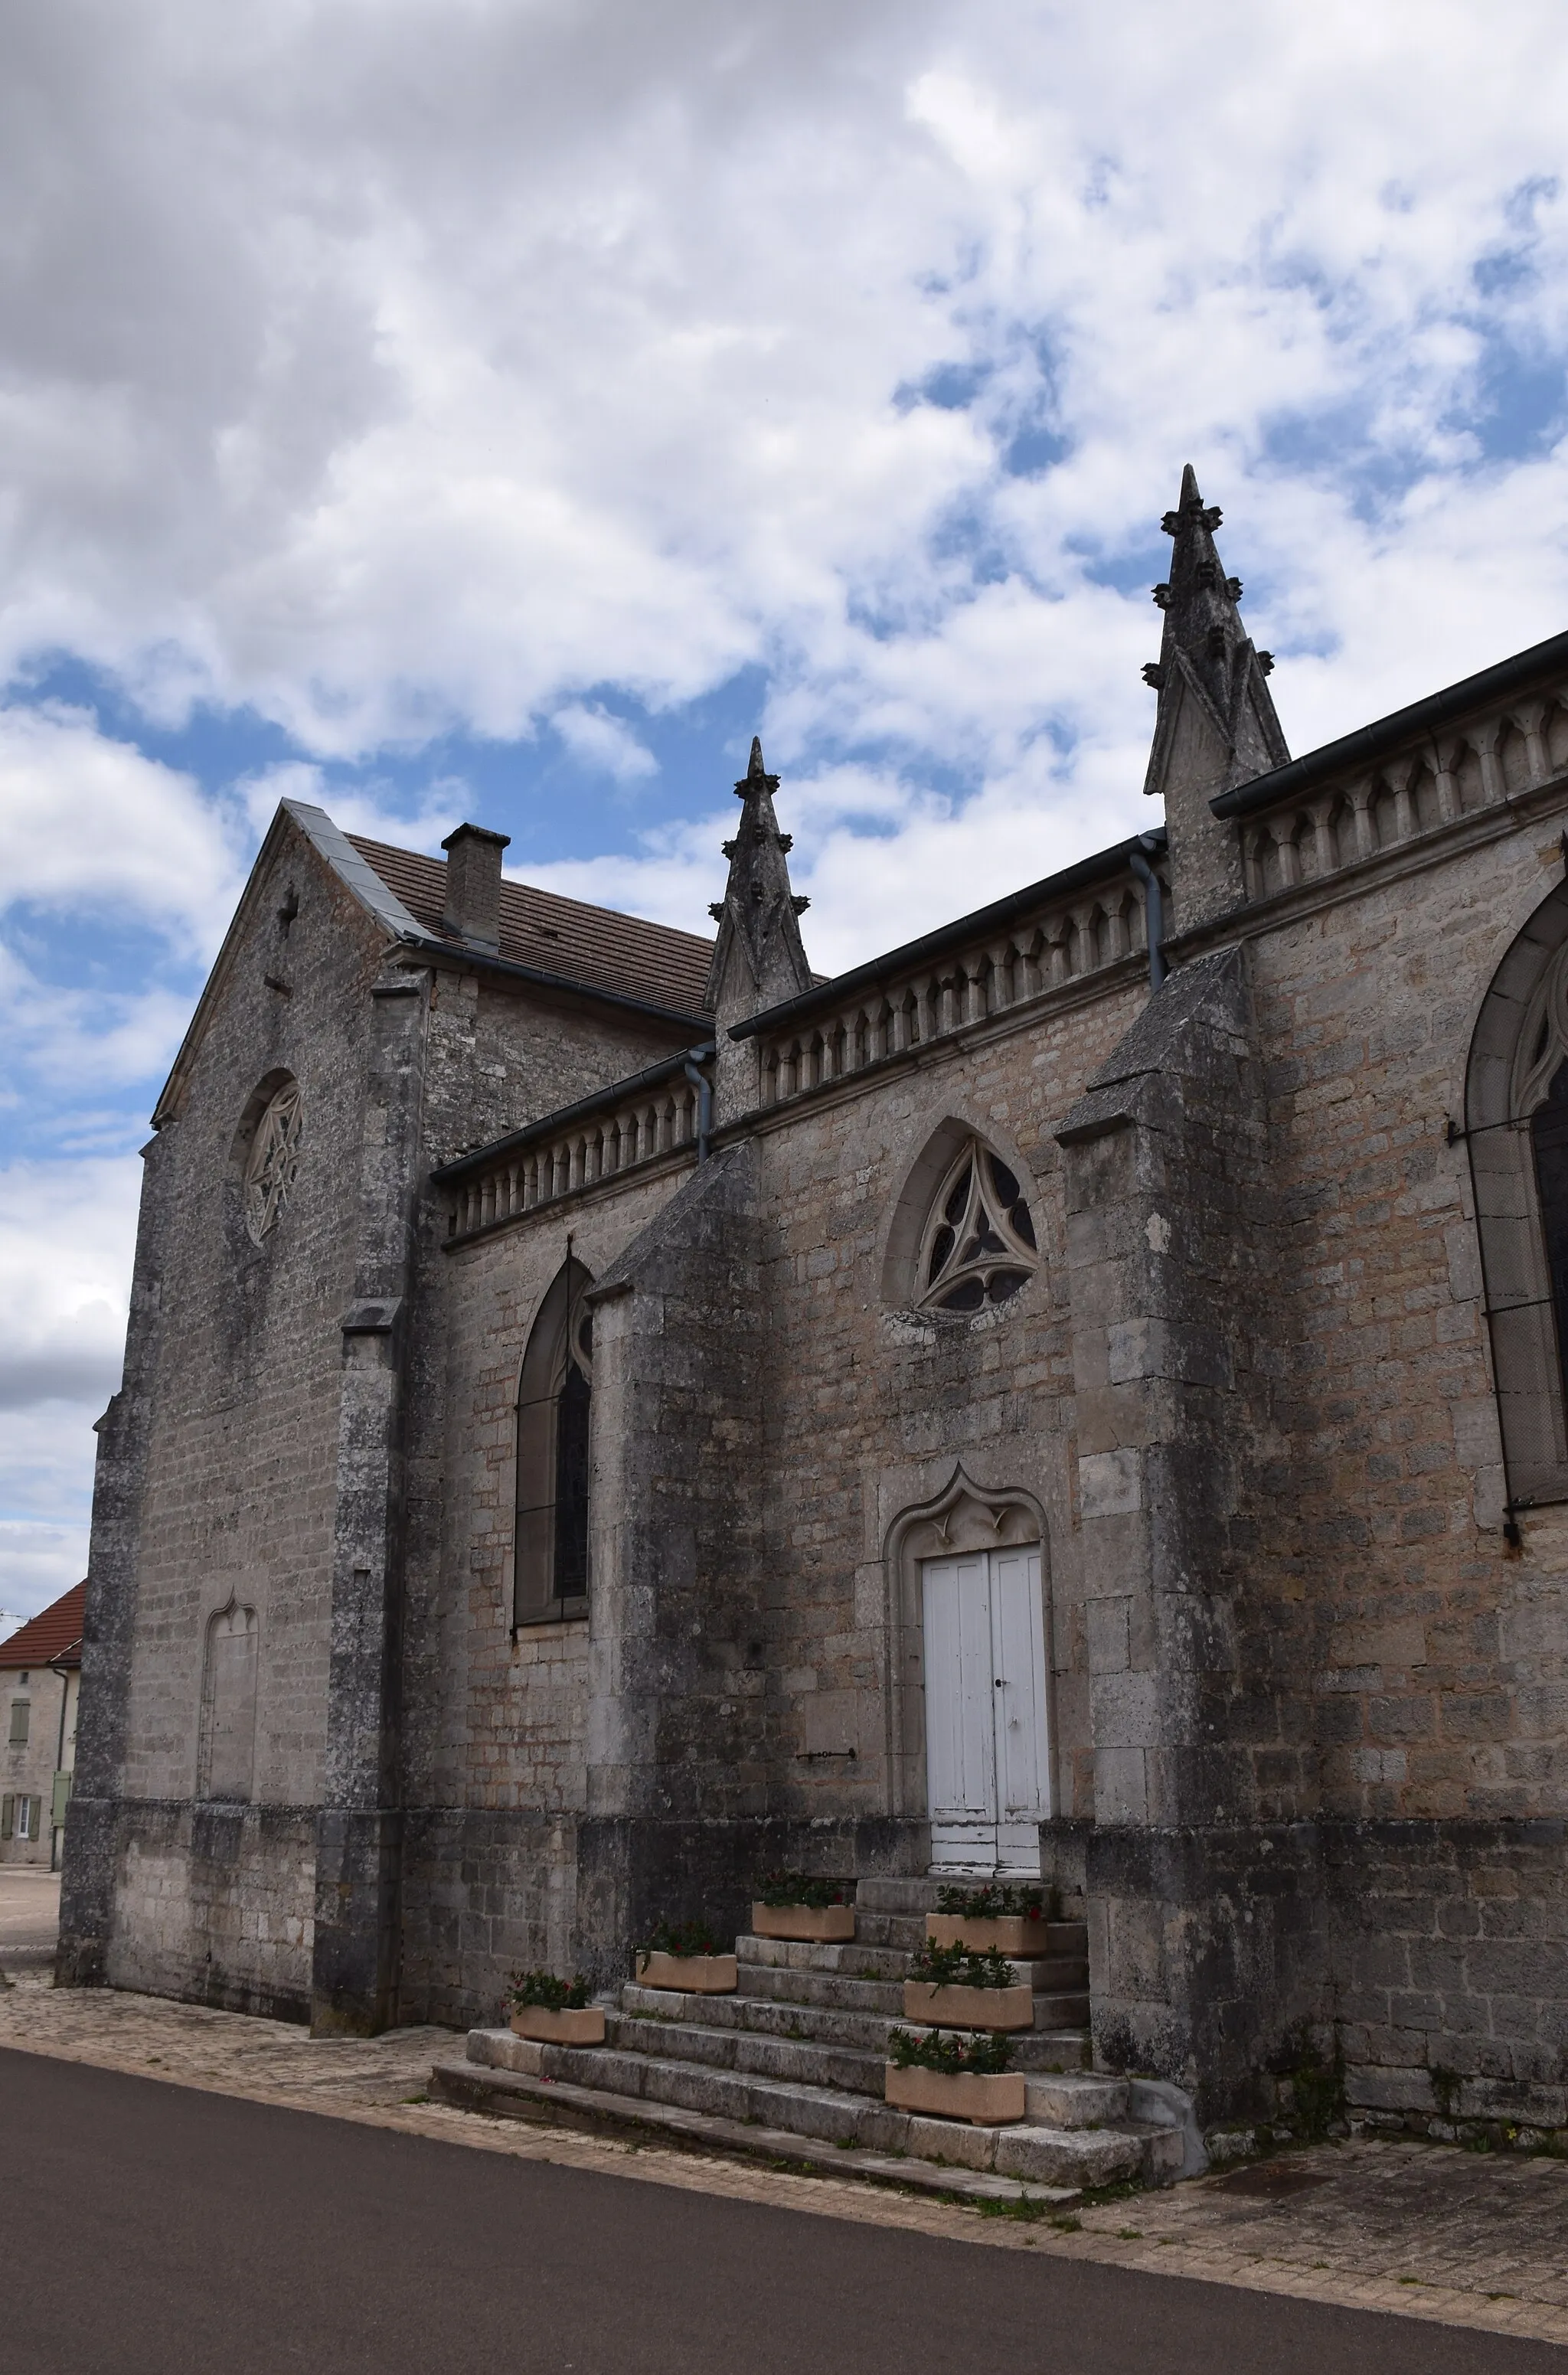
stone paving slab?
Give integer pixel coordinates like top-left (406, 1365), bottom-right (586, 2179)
top-left (4, 1971), bottom-right (1568, 2348)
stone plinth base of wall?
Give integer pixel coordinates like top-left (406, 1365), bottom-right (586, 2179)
top-left (56, 1795), bottom-right (315, 2022)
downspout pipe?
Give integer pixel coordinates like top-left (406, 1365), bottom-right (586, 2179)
top-left (683, 1058), bottom-right (713, 1164)
top-left (1128, 838), bottom-right (1168, 993)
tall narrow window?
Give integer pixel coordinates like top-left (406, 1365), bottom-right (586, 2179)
top-left (198, 1599), bottom-right (258, 1802)
top-left (1531, 1060), bottom-right (1568, 1401)
top-left (514, 1259), bottom-right (594, 1626)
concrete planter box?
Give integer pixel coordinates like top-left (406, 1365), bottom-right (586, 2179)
top-left (886, 2063), bottom-right (1026, 2125)
top-left (903, 1980), bottom-right (1035, 2030)
top-left (638, 1951), bottom-right (738, 1993)
top-left (926, 1913), bottom-right (1050, 1958)
top-left (508, 2004), bottom-right (606, 2046)
top-left (752, 1902), bottom-right (855, 1942)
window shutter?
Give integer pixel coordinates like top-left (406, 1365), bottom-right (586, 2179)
top-left (52, 1771), bottom-right (72, 1828)
top-left (1, 1795), bottom-right (11, 1839)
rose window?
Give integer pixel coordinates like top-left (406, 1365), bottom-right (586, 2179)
top-left (243, 1081), bottom-right (303, 1245)
top-left (916, 1139), bottom-right (1037, 1314)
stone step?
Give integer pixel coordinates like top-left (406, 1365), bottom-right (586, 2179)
top-left (429, 2057), bottom-right (1075, 2207)
top-left (855, 1876), bottom-right (1088, 1921)
top-left (609, 2008), bottom-right (885, 2094)
top-left (445, 2032), bottom-right (1182, 2189)
top-left (734, 1932), bottom-right (1089, 1991)
top-left (622, 1985), bottom-right (1093, 2073)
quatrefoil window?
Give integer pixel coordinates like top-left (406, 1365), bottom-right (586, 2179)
top-left (917, 1138), bottom-right (1037, 1314)
top-left (243, 1080), bottom-right (303, 1246)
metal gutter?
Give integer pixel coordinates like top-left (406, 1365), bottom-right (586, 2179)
top-left (1210, 626), bottom-right (1568, 822)
top-left (432, 1044), bottom-right (717, 1184)
top-left (727, 829), bottom-right (1168, 1043)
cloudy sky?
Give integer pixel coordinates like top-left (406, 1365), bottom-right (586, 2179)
top-left (5, 0), bottom-right (1568, 1628)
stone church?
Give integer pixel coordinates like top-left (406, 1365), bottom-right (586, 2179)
top-left (59, 470), bottom-right (1568, 2141)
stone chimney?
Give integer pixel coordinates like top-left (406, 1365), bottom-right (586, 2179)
top-left (441, 822), bottom-right (511, 953)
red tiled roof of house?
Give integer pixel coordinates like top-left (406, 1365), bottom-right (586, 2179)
top-left (348, 837), bottom-right (715, 1018)
top-left (0, 1582), bottom-right (87, 1669)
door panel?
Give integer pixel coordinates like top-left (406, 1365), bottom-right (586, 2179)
top-left (923, 1544), bottom-right (1050, 1874)
top-left (922, 1557), bottom-right (995, 1827)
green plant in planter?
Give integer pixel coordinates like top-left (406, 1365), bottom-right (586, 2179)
top-left (636, 1916), bottom-right (723, 1968)
top-left (935, 1883), bottom-right (1054, 1921)
top-left (908, 1939), bottom-right (1019, 1989)
top-left (505, 1968), bottom-right (591, 2013)
top-left (753, 1869), bottom-right (851, 1909)
top-left (887, 2025), bottom-right (1014, 2075)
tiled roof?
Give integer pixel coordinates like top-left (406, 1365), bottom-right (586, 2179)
top-left (348, 837), bottom-right (715, 1018)
top-left (0, 1582), bottom-right (87, 1670)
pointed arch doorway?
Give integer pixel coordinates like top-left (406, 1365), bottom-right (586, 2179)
top-left (922, 1543), bottom-right (1050, 1872)
top-left (888, 1472), bottom-right (1053, 1876)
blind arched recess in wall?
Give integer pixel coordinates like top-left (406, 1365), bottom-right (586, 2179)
top-left (514, 1256), bottom-right (594, 1626)
top-left (1466, 877), bottom-right (1568, 1509)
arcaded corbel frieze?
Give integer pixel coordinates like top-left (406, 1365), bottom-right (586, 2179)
top-left (1344, 775), bottom-right (1376, 863)
top-left (1383, 752), bottom-right (1417, 844)
top-left (1432, 736), bottom-right (1462, 826)
top-left (1511, 698), bottom-right (1550, 787)
top-left (1309, 795), bottom-right (1338, 876)
top-left (1470, 717), bottom-right (1503, 804)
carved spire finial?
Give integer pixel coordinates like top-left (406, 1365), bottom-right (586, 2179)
top-left (1142, 464), bottom-right (1288, 802)
top-left (702, 732), bottom-right (812, 1022)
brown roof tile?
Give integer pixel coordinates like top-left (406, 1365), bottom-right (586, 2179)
top-left (348, 837), bottom-right (714, 1017)
top-left (1, 1582), bottom-right (87, 1670)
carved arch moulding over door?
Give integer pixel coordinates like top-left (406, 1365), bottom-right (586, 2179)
top-left (881, 1466), bottom-right (1054, 1868)
top-left (1466, 874), bottom-right (1568, 1511)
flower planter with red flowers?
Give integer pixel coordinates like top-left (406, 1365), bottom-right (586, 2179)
top-left (884, 2025), bottom-right (1024, 2125)
top-left (509, 2004), bottom-right (606, 2045)
top-left (903, 1939), bottom-right (1034, 2030)
top-left (503, 1969), bottom-right (605, 2045)
top-left (927, 1883), bottom-right (1055, 1958)
top-left (638, 1951), bottom-right (738, 1993)
top-left (925, 1915), bottom-right (1047, 1958)
top-left (884, 2063), bottom-right (1026, 2125)
top-left (750, 1870), bottom-right (856, 1942)
top-left (903, 1979), bottom-right (1034, 2030)
top-left (635, 1918), bottom-right (737, 1994)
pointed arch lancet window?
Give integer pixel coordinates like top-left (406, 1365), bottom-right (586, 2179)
top-left (514, 1257), bottom-right (594, 1625)
top-left (917, 1138), bottom-right (1038, 1315)
top-left (243, 1080), bottom-right (302, 1245)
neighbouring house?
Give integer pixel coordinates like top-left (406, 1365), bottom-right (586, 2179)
top-left (2, 1583), bottom-right (85, 1871)
top-left (54, 468), bottom-right (1568, 2150)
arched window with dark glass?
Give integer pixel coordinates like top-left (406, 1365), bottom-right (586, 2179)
top-left (514, 1258), bottom-right (594, 1626)
top-left (1531, 1062), bottom-right (1568, 1404)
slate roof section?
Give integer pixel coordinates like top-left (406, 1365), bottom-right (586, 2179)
top-left (348, 836), bottom-right (716, 1016)
top-left (1, 1581), bottom-right (87, 1669)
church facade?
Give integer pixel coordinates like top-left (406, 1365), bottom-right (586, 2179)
top-left (59, 473), bottom-right (1568, 2137)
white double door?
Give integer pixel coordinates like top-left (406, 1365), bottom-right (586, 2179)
top-left (922, 1546), bottom-right (1050, 1874)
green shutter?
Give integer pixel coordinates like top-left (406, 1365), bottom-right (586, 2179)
top-left (52, 1771), bottom-right (72, 1828)
top-left (1, 1795), bottom-right (11, 1839)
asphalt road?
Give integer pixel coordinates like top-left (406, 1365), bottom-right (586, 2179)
top-left (2, 2048), bottom-right (1558, 2375)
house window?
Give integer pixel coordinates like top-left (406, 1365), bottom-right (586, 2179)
top-left (8, 1700), bottom-right (28, 1747)
top-left (916, 1139), bottom-right (1038, 1315)
top-left (514, 1257), bottom-right (594, 1626)
top-left (15, 1794), bottom-right (32, 1840)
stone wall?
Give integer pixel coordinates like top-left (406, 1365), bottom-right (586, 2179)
top-left (101, 1801), bottom-right (315, 2019)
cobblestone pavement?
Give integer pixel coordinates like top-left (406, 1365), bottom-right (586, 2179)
top-left (3, 1970), bottom-right (1566, 2350)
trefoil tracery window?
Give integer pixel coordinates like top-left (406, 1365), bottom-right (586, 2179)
top-left (916, 1138), bottom-right (1038, 1315)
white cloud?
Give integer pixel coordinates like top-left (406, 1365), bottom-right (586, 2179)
top-left (5, 0), bottom-right (1568, 784)
top-left (0, 704), bottom-right (243, 949)
top-left (552, 704), bottom-right (658, 784)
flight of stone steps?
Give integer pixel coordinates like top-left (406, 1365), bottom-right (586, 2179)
top-left (431, 1876), bottom-right (1196, 2201)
